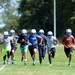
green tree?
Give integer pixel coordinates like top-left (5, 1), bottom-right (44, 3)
top-left (18, 0), bottom-right (75, 37)
top-left (0, 0), bottom-right (19, 31)
top-left (18, 0), bottom-right (53, 32)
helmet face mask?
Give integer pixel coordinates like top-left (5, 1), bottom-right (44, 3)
top-left (4, 35), bottom-right (9, 38)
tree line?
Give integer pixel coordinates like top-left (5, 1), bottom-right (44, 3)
top-left (0, 0), bottom-right (75, 37)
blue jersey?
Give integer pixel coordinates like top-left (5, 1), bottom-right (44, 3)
top-left (29, 34), bottom-right (37, 46)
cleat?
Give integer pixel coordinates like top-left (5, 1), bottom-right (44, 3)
top-left (23, 59), bottom-right (27, 65)
top-left (7, 59), bottom-right (11, 64)
top-left (33, 60), bottom-right (36, 66)
top-left (68, 64), bottom-right (71, 67)
top-left (3, 61), bottom-right (6, 64)
top-left (24, 62), bottom-right (27, 65)
top-left (33, 63), bottom-right (35, 66)
top-left (12, 60), bottom-right (16, 64)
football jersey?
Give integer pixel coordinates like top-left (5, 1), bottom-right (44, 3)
top-left (47, 36), bottom-right (57, 49)
top-left (3, 37), bottom-right (11, 51)
top-left (62, 35), bottom-right (75, 48)
top-left (29, 35), bottom-right (37, 45)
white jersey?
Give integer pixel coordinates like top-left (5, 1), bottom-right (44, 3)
top-left (46, 36), bottom-right (57, 49)
top-left (3, 37), bottom-right (11, 51)
top-left (10, 36), bottom-right (17, 44)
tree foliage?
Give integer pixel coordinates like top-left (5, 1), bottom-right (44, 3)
top-left (0, 0), bottom-right (75, 37)
top-left (18, 0), bottom-right (53, 32)
top-left (0, 0), bottom-right (19, 31)
top-left (18, 0), bottom-right (75, 37)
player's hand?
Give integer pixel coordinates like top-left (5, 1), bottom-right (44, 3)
top-left (72, 45), bottom-right (75, 50)
top-left (22, 39), bottom-right (25, 42)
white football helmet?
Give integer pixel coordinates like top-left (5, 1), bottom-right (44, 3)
top-left (31, 29), bottom-right (36, 33)
top-left (66, 29), bottom-right (72, 33)
top-left (66, 29), bottom-right (72, 35)
top-left (21, 29), bottom-right (27, 34)
top-left (47, 31), bottom-right (53, 36)
top-left (4, 31), bottom-right (9, 36)
top-left (39, 29), bottom-right (44, 34)
top-left (10, 29), bottom-right (15, 33)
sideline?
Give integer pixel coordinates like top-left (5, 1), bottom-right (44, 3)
top-left (0, 65), bottom-right (6, 72)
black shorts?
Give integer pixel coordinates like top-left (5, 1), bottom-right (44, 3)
top-left (64, 47), bottom-right (72, 57)
top-left (10, 50), bottom-right (16, 55)
top-left (10, 46), bottom-right (16, 55)
top-left (48, 48), bottom-right (56, 58)
top-left (29, 45), bottom-right (37, 56)
top-left (11, 44), bottom-right (17, 51)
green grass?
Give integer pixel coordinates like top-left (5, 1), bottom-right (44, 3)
top-left (0, 44), bottom-right (75, 75)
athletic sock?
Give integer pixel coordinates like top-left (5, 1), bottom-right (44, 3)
top-left (33, 59), bottom-right (36, 65)
top-left (7, 58), bottom-right (10, 64)
top-left (3, 61), bottom-right (6, 64)
top-left (23, 59), bottom-right (27, 64)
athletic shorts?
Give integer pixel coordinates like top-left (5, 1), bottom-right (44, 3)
top-left (48, 48), bottom-right (56, 58)
top-left (2, 48), bottom-right (8, 55)
top-left (10, 49), bottom-right (16, 55)
top-left (64, 47), bottom-right (72, 57)
top-left (10, 45), bottom-right (17, 55)
top-left (11, 44), bottom-right (17, 51)
top-left (20, 45), bottom-right (28, 53)
top-left (29, 45), bottom-right (37, 56)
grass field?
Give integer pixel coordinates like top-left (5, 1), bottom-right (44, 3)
top-left (0, 44), bottom-right (75, 75)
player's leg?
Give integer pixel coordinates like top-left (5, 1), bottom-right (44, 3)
top-left (21, 52), bottom-right (25, 64)
top-left (29, 45), bottom-right (34, 65)
top-left (2, 48), bottom-right (7, 64)
top-left (20, 45), bottom-right (25, 64)
top-left (23, 45), bottom-right (28, 64)
top-left (64, 47), bottom-right (72, 66)
top-left (68, 48), bottom-right (72, 66)
top-left (21, 56), bottom-right (23, 62)
top-left (23, 52), bottom-right (27, 64)
top-left (3, 55), bottom-right (6, 64)
top-left (11, 49), bottom-right (16, 64)
top-left (51, 48), bottom-right (56, 58)
top-left (7, 51), bottom-right (10, 64)
top-left (20, 45), bottom-right (24, 62)
top-left (48, 48), bottom-right (55, 64)
top-left (42, 47), bottom-right (46, 60)
top-left (51, 48), bottom-right (56, 64)
top-left (32, 47), bottom-right (37, 65)
top-left (21, 46), bottom-right (27, 65)
top-left (48, 50), bottom-right (52, 64)
top-left (38, 46), bottom-right (42, 64)
top-left (29, 45), bottom-right (37, 65)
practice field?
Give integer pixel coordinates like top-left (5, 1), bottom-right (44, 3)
top-left (0, 45), bottom-right (75, 75)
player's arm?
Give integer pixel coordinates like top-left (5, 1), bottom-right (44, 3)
top-left (62, 36), bottom-right (65, 45)
top-left (36, 35), bottom-right (42, 45)
top-left (44, 36), bottom-right (47, 46)
top-left (72, 36), bottom-right (75, 44)
top-left (71, 36), bottom-right (75, 50)
top-left (17, 35), bottom-right (21, 43)
top-left (23, 36), bottom-right (28, 44)
top-left (54, 37), bottom-right (58, 45)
